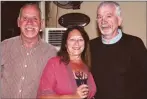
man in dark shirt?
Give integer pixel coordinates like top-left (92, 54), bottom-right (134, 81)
top-left (90, 1), bottom-right (147, 99)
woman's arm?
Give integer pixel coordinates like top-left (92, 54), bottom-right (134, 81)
top-left (39, 94), bottom-right (80, 99)
top-left (87, 72), bottom-right (97, 99)
top-left (39, 84), bottom-right (89, 99)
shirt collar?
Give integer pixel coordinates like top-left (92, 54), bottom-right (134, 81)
top-left (102, 29), bottom-right (122, 44)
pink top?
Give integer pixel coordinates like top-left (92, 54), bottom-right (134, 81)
top-left (37, 56), bottom-right (96, 99)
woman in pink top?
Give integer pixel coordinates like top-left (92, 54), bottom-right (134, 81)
top-left (37, 26), bottom-right (96, 99)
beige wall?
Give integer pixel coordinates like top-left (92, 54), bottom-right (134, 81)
top-left (119, 2), bottom-right (147, 46)
top-left (46, 1), bottom-right (147, 46)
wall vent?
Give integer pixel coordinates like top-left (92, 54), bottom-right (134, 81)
top-left (44, 28), bottom-right (67, 50)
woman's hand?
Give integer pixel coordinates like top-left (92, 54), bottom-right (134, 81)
top-left (76, 84), bottom-right (89, 99)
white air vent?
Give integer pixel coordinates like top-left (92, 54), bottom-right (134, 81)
top-left (44, 28), bottom-right (67, 50)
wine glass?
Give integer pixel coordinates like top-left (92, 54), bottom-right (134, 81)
top-left (75, 71), bottom-right (88, 99)
top-left (75, 71), bottom-right (88, 86)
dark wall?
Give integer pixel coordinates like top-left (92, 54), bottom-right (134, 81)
top-left (1, 1), bottom-right (39, 41)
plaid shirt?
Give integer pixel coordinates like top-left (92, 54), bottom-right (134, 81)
top-left (1, 36), bottom-right (57, 98)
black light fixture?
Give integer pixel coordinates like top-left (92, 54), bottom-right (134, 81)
top-left (58, 13), bottom-right (90, 28)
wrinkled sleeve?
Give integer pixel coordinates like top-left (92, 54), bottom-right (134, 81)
top-left (37, 58), bottom-right (57, 97)
top-left (87, 72), bottom-right (97, 99)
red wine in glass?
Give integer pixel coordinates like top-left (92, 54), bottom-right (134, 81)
top-left (75, 71), bottom-right (88, 99)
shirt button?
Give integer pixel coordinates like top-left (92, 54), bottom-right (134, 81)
top-left (21, 76), bottom-right (25, 80)
top-left (24, 65), bottom-right (27, 67)
top-left (27, 53), bottom-right (29, 55)
top-left (19, 89), bottom-right (22, 93)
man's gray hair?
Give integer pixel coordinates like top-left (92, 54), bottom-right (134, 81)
top-left (98, 1), bottom-right (121, 16)
top-left (18, 3), bottom-right (41, 19)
